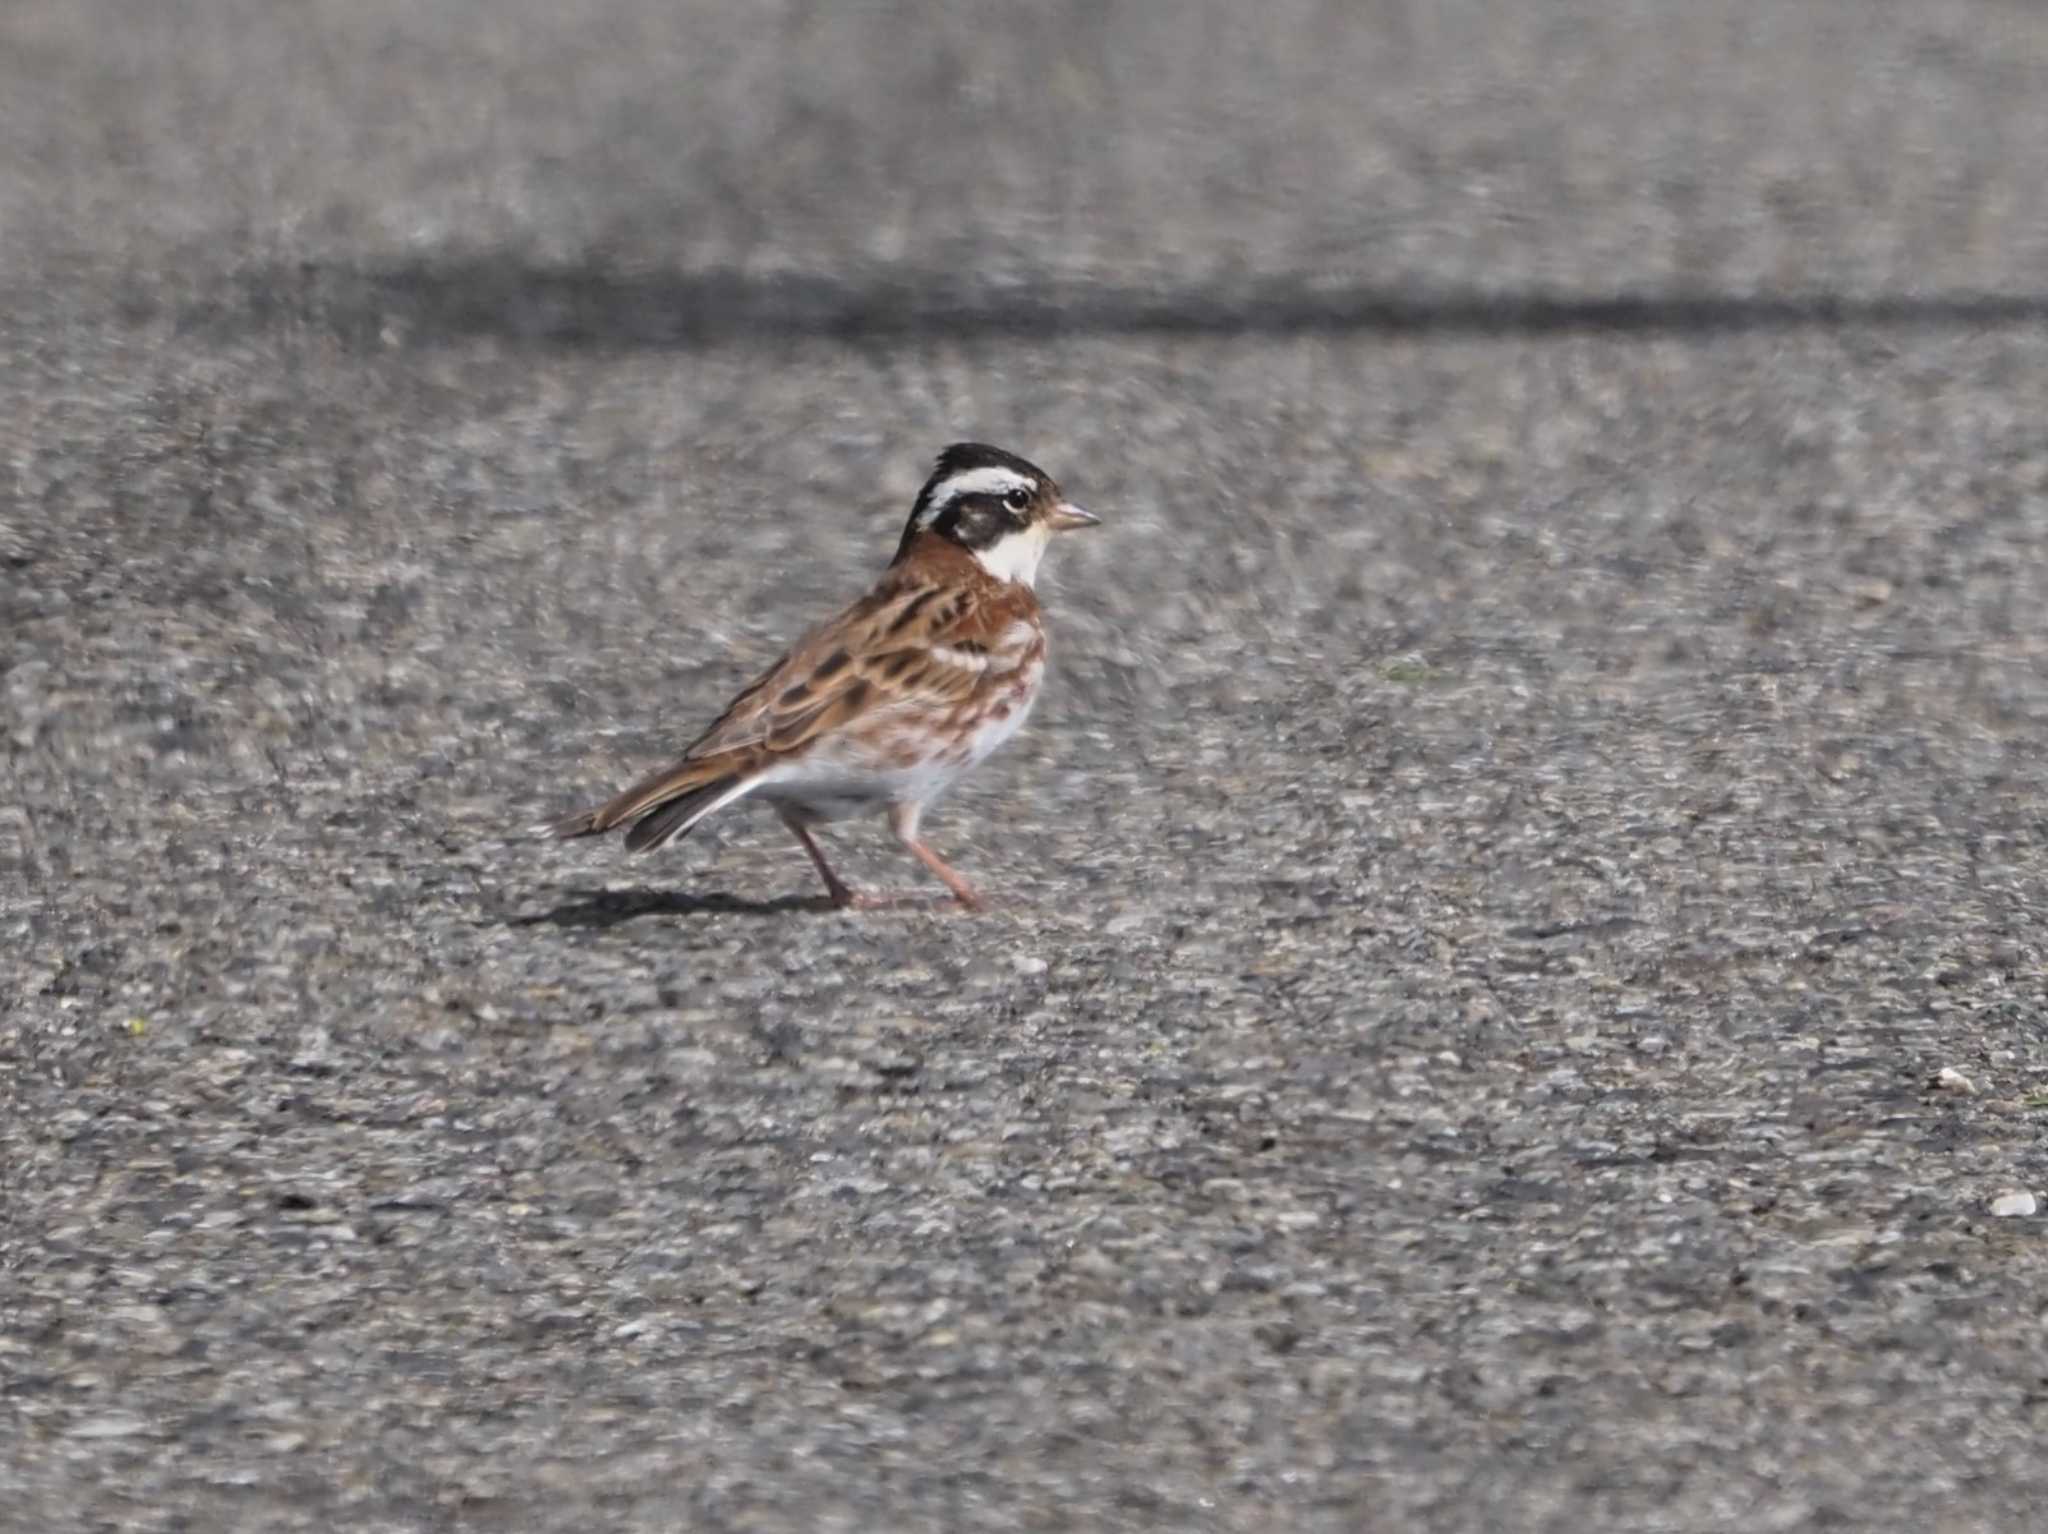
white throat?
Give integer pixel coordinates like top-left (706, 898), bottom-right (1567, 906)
top-left (970, 523), bottom-right (1051, 586)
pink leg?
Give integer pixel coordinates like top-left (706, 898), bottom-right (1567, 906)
top-left (889, 803), bottom-right (985, 912)
top-left (779, 812), bottom-right (861, 908)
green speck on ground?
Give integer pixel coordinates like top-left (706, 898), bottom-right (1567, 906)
top-left (1378, 659), bottom-right (1456, 686)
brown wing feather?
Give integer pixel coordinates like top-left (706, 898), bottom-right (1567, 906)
top-left (677, 537), bottom-right (1031, 761)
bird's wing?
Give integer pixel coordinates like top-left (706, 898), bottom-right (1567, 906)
top-left (681, 552), bottom-right (1040, 762)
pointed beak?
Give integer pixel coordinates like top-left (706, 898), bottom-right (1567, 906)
top-left (1047, 501), bottom-right (1101, 533)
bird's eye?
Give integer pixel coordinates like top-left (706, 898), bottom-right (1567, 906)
top-left (1004, 487), bottom-right (1031, 511)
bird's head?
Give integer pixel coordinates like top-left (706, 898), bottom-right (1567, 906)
top-left (895, 442), bottom-right (1098, 585)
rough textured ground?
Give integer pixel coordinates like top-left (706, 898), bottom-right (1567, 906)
top-left (7, 2), bottom-right (2048, 1529)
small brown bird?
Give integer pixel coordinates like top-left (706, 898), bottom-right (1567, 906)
top-left (538, 443), bottom-right (1100, 910)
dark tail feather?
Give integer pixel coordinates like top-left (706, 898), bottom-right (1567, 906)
top-left (532, 758), bottom-right (752, 849)
top-left (621, 776), bottom-right (742, 852)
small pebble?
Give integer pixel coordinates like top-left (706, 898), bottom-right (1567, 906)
top-left (70, 1415), bottom-right (147, 1439)
top-left (1935, 1067), bottom-right (1976, 1095)
top-left (1990, 1191), bottom-right (2036, 1218)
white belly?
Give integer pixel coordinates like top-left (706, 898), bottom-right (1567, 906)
top-left (753, 757), bottom-right (968, 824)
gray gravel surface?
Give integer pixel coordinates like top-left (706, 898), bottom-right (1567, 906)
top-left (8, 2), bottom-right (2048, 1529)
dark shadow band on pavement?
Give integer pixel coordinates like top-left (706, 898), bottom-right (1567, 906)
top-left (511, 886), bottom-right (835, 927)
top-left (166, 261), bottom-right (2048, 350)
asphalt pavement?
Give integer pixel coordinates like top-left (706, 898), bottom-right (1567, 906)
top-left (7, 2), bottom-right (2048, 1529)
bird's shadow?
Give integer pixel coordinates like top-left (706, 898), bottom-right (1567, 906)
top-left (509, 884), bottom-right (835, 929)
